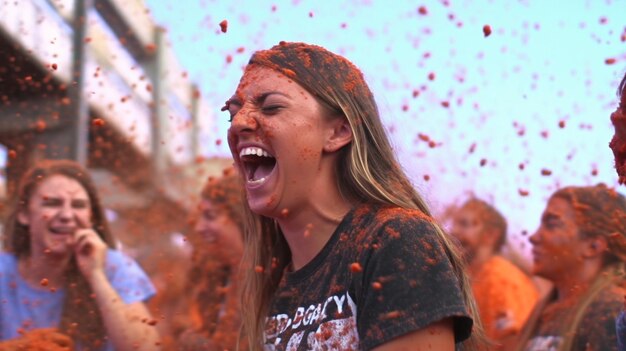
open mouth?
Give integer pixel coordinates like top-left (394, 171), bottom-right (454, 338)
top-left (49, 227), bottom-right (75, 235)
top-left (239, 146), bottom-right (277, 185)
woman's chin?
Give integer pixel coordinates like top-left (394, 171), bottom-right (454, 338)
top-left (248, 198), bottom-right (281, 219)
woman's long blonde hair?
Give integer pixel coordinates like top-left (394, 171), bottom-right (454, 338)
top-left (515, 184), bottom-right (626, 351)
top-left (236, 42), bottom-right (484, 350)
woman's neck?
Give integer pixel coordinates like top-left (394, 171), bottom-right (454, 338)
top-left (552, 261), bottom-right (603, 301)
top-left (278, 194), bottom-right (352, 271)
top-left (18, 252), bottom-right (71, 289)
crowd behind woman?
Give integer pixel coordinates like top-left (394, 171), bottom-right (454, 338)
top-left (0, 44), bottom-right (624, 351)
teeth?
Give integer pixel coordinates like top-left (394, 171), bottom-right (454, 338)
top-left (248, 177), bottom-right (266, 185)
top-left (239, 147), bottom-right (273, 158)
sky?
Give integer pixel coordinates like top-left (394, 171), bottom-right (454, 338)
top-left (143, 0), bottom-right (626, 256)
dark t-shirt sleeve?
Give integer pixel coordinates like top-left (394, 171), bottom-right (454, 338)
top-left (574, 293), bottom-right (622, 351)
top-left (355, 216), bottom-right (473, 350)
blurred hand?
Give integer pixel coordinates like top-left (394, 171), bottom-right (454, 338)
top-left (0, 328), bottom-right (73, 350)
top-left (72, 228), bottom-right (107, 280)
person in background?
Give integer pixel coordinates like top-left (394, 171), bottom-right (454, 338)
top-left (0, 159), bottom-right (159, 350)
top-left (516, 185), bottom-right (626, 351)
top-left (451, 198), bottom-right (538, 349)
top-left (610, 71), bottom-right (626, 351)
top-left (610, 72), bottom-right (626, 185)
top-left (226, 41), bottom-right (483, 350)
top-left (174, 169), bottom-right (246, 351)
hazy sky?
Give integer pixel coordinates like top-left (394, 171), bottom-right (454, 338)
top-left (145, 0), bottom-right (626, 255)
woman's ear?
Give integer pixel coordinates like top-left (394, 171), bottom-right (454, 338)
top-left (324, 117), bottom-right (353, 153)
top-left (17, 211), bottom-right (29, 226)
top-left (583, 236), bottom-right (608, 258)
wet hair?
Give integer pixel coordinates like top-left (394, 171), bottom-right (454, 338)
top-left (460, 198), bottom-right (507, 253)
top-left (3, 159), bottom-right (115, 349)
top-left (237, 42), bottom-right (483, 350)
top-left (551, 184), bottom-right (626, 265)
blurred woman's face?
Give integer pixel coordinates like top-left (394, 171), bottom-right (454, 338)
top-left (609, 86), bottom-right (626, 182)
top-left (18, 174), bottom-right (93, 257)
top-left (450, 206), bottom-right (487, 264)
top-left (529, 196), bottom-right (586, 281)
top-left (226, 65), bottom-right (339, 218)
top-left (195, 199), bottom-right (243, 259)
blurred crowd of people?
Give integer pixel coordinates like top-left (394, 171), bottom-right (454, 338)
top-left (0, 42), bottom-right (625, 351)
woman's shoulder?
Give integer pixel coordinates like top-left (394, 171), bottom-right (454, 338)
top-left (344, 204), bottom-right (441, 253)
top-left (0, 252), bottom-right (17, 272)
top-left (352, 203), bottom-right (434, 227)
top-left (585, 284), bottom-right (625, 313)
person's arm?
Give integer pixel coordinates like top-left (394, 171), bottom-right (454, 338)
top-left (88, 273), bottom-right (161, 350)
top-left (371, 319), bottom-right (455, 351)
top-left (74, 229), bottom-right (161, 350)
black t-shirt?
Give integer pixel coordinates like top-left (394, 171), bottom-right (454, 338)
top-left (524, 286), bottom-right (624, 351)
top-left (263, 204), bottom-right (473, 350)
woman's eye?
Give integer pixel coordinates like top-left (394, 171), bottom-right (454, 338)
top-left (262, 105), bottom-right (282, 114)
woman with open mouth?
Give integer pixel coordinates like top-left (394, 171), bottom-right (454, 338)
top-left (0, 159), bottom-right (159, 350)
top-left (174, 168), bottom-right (248, 351)
top-left (225, 42), bottom-right (482, 350)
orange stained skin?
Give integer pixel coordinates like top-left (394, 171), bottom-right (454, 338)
top-left (17, 174), bottom-right (93, 258)
top-left (226, 65), bottom-right (340, 219)
top-left (194, 199), bottom-right (243, 264)
top-left (450, 206), bottom-right (485, 264)
top-left (610, 87), bottom-right (626, 183)
top-left (529, 197), bottom-right (587, 282)
top-left (371, 318), bottom-right (455, 351)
